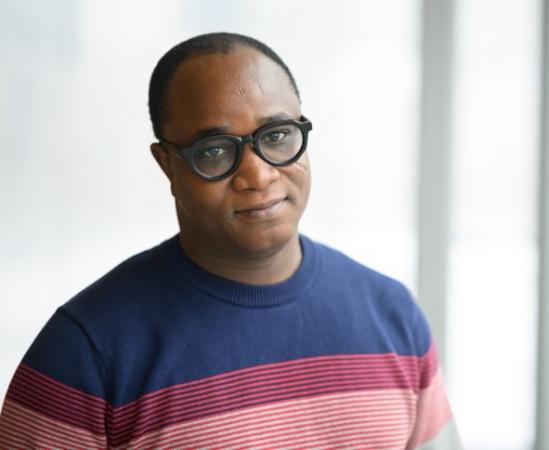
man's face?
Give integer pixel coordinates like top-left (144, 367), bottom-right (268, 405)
top-left (152, 46), bottom-right (311, 259)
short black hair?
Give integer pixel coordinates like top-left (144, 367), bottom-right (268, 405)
top-left (148, 32), bottom-right (301, 139)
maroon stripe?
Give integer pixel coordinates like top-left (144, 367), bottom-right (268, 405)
top-left (111, 354), bottom-right (420, 421)
top-left (109, 362), bottom-right (418, 427)
top-left (112, 371), bottom-right (410, 429)
top-left (17, 364), bottom-right (107, 409)
top-left (108, 354), bottom-right (421, 445)
top-left (112, 353), bottom-right (419, 416)
top-left (109, 366), bottom-right (413, 427)
top-left (419, 343), bottom-right (438, 389)
top-left (15, 365), bottom-right (107, 414)
top-left (10, 370), bottom-right (106, 425)
top-left (7, 375), bottom-right (106, 426)
top-left (109, 380), bottom-right (413, 446)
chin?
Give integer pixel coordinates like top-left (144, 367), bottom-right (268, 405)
top-left (230, 223), bottom-right (298, 257)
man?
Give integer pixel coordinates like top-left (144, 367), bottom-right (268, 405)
top-left (0, 33), bottom-right (461, 449)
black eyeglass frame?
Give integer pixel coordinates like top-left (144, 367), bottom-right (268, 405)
top-left (158, 115), bottom-right (313, 181)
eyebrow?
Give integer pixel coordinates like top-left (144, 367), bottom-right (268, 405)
top-left (185, 113), bottom-right (297, 145)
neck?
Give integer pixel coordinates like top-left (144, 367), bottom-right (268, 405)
top-left (178, 234), bottom-right (302, 285)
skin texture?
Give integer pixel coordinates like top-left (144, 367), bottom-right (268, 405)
top-left (150, 46), bottom-right (311, 285)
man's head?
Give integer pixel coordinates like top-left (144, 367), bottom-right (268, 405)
top-left (148, 32), bottom-right (301, 140)
top-left (148, 33), bottom-right (311, 261)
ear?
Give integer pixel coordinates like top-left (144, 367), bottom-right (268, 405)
top-left (150, 143), bottom-right (179, 198)
top-left (150, 143), bottom-right (173, 180)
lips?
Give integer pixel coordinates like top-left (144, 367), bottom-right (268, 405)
top-left (235, 197), bottom-right (287, 219)
top-left (236, 197), bottom-right (286, 213)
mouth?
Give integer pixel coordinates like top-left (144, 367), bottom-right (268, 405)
top-left (235, 197), bottom-right (288, 220)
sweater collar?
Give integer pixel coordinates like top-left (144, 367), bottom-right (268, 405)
top-left (157, 234), bottom-right (319, 308)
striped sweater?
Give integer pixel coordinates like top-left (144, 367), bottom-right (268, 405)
top-left (0, 235), bottom-right (461, 449)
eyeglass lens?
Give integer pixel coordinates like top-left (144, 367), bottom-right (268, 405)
top-left (192, 123), bottom-right (304, 178)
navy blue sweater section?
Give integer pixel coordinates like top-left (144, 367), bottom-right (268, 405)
top-left (22, 235), bottom-right (430, 407)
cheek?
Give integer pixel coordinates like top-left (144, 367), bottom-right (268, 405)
top-left (284, 157), bottom-right (311, 206)
top-left (172, 174), bottom-right (231, 217)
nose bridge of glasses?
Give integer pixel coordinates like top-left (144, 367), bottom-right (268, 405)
top-left (239, 133), bottom-right (262, 159)
top-left (241, 134), bottom-right (254, 147)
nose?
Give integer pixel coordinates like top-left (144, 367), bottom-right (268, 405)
top-left (231, 143), bottom-right (280, 191)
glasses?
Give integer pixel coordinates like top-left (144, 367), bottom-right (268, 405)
top-left (159, 116), bottom-right (312, 181)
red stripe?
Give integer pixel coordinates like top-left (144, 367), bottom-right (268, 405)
top-left (109, 355), bottom-right (422, 443)
top-left (111, 370), bottom-right (412, 431)
top-left (16, 364), bottom-right (106, 409)
top-left (110, 362), bottom-right (417, 427)
top-left (2, 350), bottom-right (438, 448)
top-left (6, 364), bottom-right (106, 434)
top-left (111, 358), bottom-right (419, 422)
top-left (130, 391), bottom-right (415, 447)
top-left (112, 353), bottom-right (421, 416)
top-left (419, 343), bottom-right (438, 389)
top-left (8, 377), bottom-right (105, 429)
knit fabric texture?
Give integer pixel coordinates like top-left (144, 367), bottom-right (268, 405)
top-left (0, 235), bottom-right (461, 449)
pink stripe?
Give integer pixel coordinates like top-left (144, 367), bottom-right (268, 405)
top-left (174, 411), bottom-right (412, 448)
top-left (233, 427), bottom-right (406, 450)
top-left (0, 427), bottom-right (34, 449)
top-left (1, 400), bottom-right (106, 448)
top-left (133, 388), bottom-right (415, 441)
top-left (407, 369), bottom-right (452, 448)
top-left (110, 377), bottom-right (414, 445)
top-left (7, 386), bottom-right (105, 435)
top-left (130, 391), bottom-right (415, 447)
top-left (1, 415), bottom-right (93, 448)
top-left (162, 419), bottom-right (411, 449)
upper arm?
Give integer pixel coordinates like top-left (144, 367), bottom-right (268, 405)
top-left (0, 309), bottom-right (109, 449)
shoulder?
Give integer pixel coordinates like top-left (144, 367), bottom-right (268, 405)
top-left (61, 236), bottom-right (175, 320)
top-left (305, 234), bottom-right (413, 301)
top-left (304, 235), bottom-right (431, 355)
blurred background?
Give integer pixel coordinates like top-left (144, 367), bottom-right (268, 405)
top-left (0, 1), bottom-right (546, 449)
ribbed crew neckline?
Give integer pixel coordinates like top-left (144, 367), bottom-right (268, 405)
top-left (157, 234), bottom-right (320, 308)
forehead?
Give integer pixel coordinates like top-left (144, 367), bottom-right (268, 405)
top-left (163, 47), bottom-right (300, 137)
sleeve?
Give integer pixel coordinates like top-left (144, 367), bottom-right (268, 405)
top-left (0, 308), bottom-right (110, 449)
top-left (406, 305), bottom-right (463, 450)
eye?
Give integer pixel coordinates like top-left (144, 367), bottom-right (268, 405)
top-left (262, 129), bottom-right (289, 144)
top-left (200, 146), bottom-right (227, 159)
